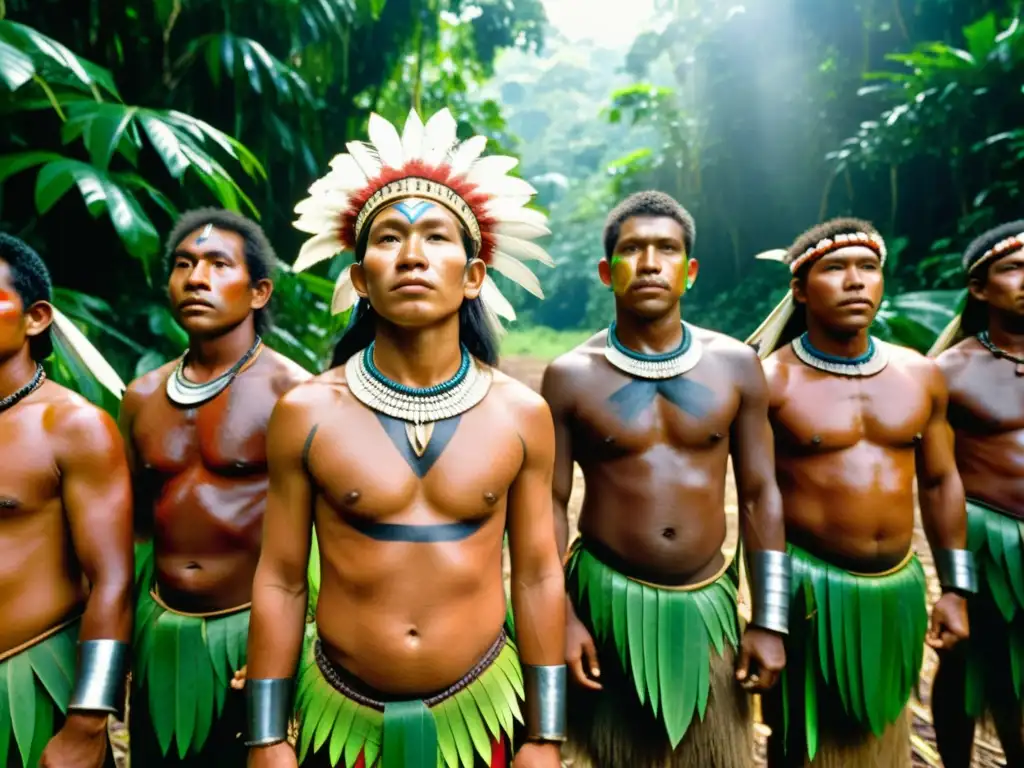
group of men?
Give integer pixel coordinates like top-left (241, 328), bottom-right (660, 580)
top-left (0, 107), bottom-right (1020, 768)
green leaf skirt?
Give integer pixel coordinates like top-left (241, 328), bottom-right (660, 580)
top-left (132, 540), bottom-right (251, 760)
top-left (780, 543), bottom-right (927, 761)
top-left (0, 617), bottom-right (80, 768)
top-left (962, 497), bottom-right (1024, 716)
top-left (295, 627), bottom-right (523, 768)
top-left (564, 537), bottom-right (741, 749)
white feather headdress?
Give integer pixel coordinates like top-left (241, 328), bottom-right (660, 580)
top-left (290, 108), bottom-right (553, 326)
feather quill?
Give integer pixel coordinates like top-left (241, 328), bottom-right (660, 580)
top-left (50, 308), bottom-right (126, 398)
top-left (292, 230), bottom-right (343, 272)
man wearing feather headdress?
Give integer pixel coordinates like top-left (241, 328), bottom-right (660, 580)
top-left (927, 221), bottom-right (1024, 768)
top-left (118, 209), bottom-right (310, 766)
top-left (746, 217), bottom-right (974, 767)
top-left (0, 232), bottom-right (133, 768)
top-left (243, 108), bottom-right (565, 768)
top-left (541, 190), bottom-right (787, 768)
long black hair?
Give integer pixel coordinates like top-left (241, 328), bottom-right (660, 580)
top-left (329, 214), bottom-right (500, 369)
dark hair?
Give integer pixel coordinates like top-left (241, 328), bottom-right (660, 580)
top-left (0, 232), bottom-right (53, 360)
top-left (786, 217), bottom-right (881, 280)
top-left (962, 219), bottom-right (1024, 280)
top-left (602, 191), bottom-right (696, 259)
top-left (329, 213), bottom-right (500, 369)
top-left (956, 220), bottom-right (1024, 337)
top-left (165, 208), bottom-right (277, 335)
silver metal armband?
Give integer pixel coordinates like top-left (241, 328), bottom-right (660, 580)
top-left (68, 640), bottom-right (129, 714)
top-left (934, 548), bottom-right (978, 595)
top-left (523, 664), bottom-right (567, 742)
top-left (749, 549), bottom-right (791, 635)
top-left (245, 678), bottom-right (293, 747)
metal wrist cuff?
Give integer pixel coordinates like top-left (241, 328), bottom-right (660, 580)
top-left (749, 549), bottom-right (792, 635)
top-left (68, 640), bottom-right (129, 714)
top-left (523, 664), bottom-right (567, 742)
top-left (934, 548), bottom-right (978, 595)
top-left (245, 678), bottom-right (293, 747)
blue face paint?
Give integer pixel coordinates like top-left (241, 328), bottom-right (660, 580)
top-left (394, 198), bottom-right (435, 224)
top-left (195, 223), bottom-right (214, 244)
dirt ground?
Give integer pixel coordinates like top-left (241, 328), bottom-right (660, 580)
top-left (106, 356), bottom-right (1008, 767)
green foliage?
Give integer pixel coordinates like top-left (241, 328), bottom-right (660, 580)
top-left (0, 0), bottom-right (545, 405)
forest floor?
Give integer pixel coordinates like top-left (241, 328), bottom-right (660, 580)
top-left (106, 355), bottom-right (1008, 767)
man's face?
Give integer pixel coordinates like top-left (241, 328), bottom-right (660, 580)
top-left (351, 200), bottom-right (485, 328)
top-left (0, 260), bottom-right (50, 362)
top-left (599, 216), bottom-right (697, 319)
top-left (969, 250), bottom-right (1024, 318)
top-left (167, 226), bottom-right (270, 338)
top-left (793, 245), bottom-right (884, 333)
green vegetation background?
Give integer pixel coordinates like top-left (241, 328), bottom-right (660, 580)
top-left (1, 0), bottom-right (1021, 410)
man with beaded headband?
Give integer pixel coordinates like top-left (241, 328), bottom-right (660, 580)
top-left (746, 217), bottom-right (974, 767)
top-left (541, 190), bottom-right (788, 768)
top-left (118, 209), bottom-right (309, 766)
top-left (243, 108), bottom-right (565, 768)
top-left (927, 220), bottom-right (1024, 767)
top-left (0, 232), bottom-right (134, 768)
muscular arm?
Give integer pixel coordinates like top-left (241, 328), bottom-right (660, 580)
top-left (506, 396), bottom-right (566, 668)
top-left (116, 386), bottom-right (149, 542)
top-left (916, 362), bottom-right (968, 555)
top-left (730, 348), bottom-right (786, 554)
top-left (539, 361), bottom-right (575, 559)
top-left (58, 405), bottom-right (135, 644)
top-left (245, 394), bottom-right (314, 682)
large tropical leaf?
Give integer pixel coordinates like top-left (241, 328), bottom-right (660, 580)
top-left (0, 38), bottom-right (35, 91)
top-left (874, 289), bottom-right (964, 351)
top-left (182, 34), bottom-right (315, 106)
top-left (0, 151), bottom-right (160, 260)
top-left (0, 20), bottom-right (118, 99)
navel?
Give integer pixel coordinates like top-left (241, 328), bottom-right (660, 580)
top-left (186, 562), bottom-right (201, 570)
top-left (662, 528), bottom-right (676, 540)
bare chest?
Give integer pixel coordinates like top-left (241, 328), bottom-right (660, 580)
top-left (0, 411), bottom-right (59, 515)
top-left (131, 380), bottom-right (274, 475)
top-left (310, 406), bottom-right (525, 523)
top-left (573, 371), bottom-right (738, 459)
top-left (774, 374), bottom-right (929, 449)
top-left (949, 365), bottom-right (1024, 433)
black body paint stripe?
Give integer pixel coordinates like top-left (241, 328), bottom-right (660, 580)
top-left (302, 424), bottom-right (319, 473)
top-left (376, 413), bottom-right (461, 478)
top-left (346, 517), bottom-right (486, 542)
top-left (607, 377), bottom-right (715, 423)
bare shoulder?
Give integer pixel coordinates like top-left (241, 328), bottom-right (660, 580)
top-left (260, 347), bottom-right (314, 395)
top-left (491, 367), bottom-right (551, 419)
top-left (933, 336), bottom-right (981, 378)
top-left (123, 359), bottom-right (177, 405)
top-left (692, 324), bottom-right (764, 379)
top-left (39, 383), bottom-right (122, 455)
top-left (542, 330), bottom-right (608, 398)
top-left (884, 341), bottom-right (946, 391)
top-left (272, 366), bottom-right (350, 418)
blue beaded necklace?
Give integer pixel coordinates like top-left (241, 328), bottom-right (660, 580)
top-left (791, 332), bottom-right (888, 377)
top-left (361, 341), bottom-right (470, 396)
top-left (603, 321), bottom-right (703, 380)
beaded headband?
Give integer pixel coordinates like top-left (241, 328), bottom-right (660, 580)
top-left (289, 108), bottom-right (553, 325)
top-left (787, 231), bottom-right (887, 274)
top-left (970, 232), bottom-right (1024, 276)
